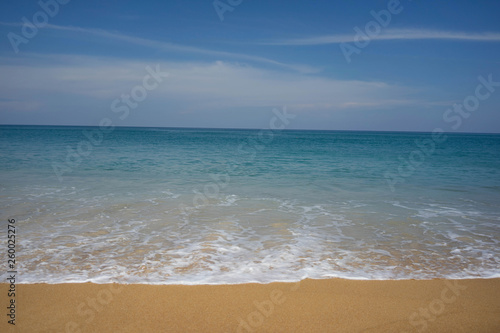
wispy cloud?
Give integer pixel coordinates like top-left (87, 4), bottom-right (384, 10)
top-left (51, 24), bottom-right (323, 73)
top-left (0, 55), bottom-right (417, 115)
top-left (261, 29), bottom-right (500, 46)
top-left (0, 22), bottom-right (319, 73)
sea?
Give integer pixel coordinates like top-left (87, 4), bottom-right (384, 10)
top-left (1, 125), bottom-right (499, 284)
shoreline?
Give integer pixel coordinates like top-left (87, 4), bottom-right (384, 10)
top-left (2, 278), bottom-right (500, 332)
top-left (9, 275), bottom-right (500, 285)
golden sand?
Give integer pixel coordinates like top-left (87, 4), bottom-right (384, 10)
top-left (1, 278), bottom-right (499, 332)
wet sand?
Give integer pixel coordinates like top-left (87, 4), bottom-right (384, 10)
top-left (1, 278), bottom-right (500, 332)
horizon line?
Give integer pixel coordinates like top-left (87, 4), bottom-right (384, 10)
top-left (1, 124), bottom-right (499, 135)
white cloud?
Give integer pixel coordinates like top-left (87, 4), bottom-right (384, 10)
top-left (262, 29), bottom-right (500, 46)
top-left (0, 54), bottom-right (417, 117)
top-left (160, 61), bottom-right (414, 111)
top-left (4, 23), bottom-right (319, 74)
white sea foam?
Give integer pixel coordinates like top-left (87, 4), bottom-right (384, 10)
top-left (4, 193), bottom-right (499, 285)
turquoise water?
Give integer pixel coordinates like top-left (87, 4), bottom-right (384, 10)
top-left (1, 125), bottom-right (499, 284)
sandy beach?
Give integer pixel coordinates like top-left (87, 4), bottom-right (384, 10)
top-left (1, 278), bottom-right (499, 332)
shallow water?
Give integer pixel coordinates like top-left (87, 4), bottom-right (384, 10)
top-left (1, 126), bottom-right (499, 284)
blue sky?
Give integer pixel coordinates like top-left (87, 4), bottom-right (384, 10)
top-left (1, 0), bottom-right (499, 132)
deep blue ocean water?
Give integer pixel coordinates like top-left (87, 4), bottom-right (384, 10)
top-left (1, 125), bottom-right (499, 284)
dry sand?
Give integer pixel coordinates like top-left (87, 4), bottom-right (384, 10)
top-left (1, 278), bottom-right (500, 332)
